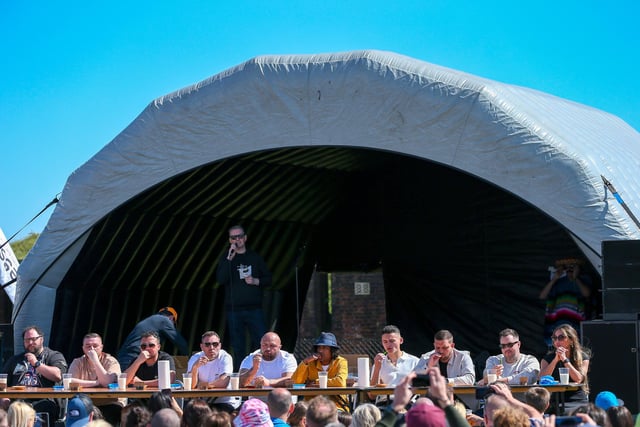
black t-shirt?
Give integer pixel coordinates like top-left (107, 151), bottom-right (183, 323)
top-left (542, 351), bottom-right (589, 402)
top-left (2, 347), bottom-right (68, 387)
top-left (135, 351), bottom-right (175, 381)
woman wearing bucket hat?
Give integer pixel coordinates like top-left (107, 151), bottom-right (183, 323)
top-left (291, 332), bottom-right (349, 412)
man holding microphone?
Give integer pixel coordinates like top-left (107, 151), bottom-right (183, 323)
top-left (216, 225), bottom-right (272, 370)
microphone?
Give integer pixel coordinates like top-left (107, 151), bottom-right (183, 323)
top-left (227, 244), bottom-right (236, 261)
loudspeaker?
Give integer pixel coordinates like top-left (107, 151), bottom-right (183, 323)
top-left (581, 320), bottom-right (639, 414)
top-left (602, 240), bottom-right (640, 319)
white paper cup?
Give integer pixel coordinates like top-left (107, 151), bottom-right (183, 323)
top-left (118, 373), bottom-right (128, 391)
top-left (230, 373), bottom-right (240, 390)
top-left (63, 373), bottom-right (73, 390)
top-left (559, 367), bottom-right (569, 385)
top-left (486, 368), bottom-right (497, 385)
top-left (318, 371), bottom-right (328, 388)
top-left (183, 373), bottom-right (192, 391)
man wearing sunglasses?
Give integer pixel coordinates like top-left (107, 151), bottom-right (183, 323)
top-left (186, 331), bottom-right (239, 413)
top-left (216, 225), bottom-right (272, 370)
top-left (117, 307), bottom-right (189, 371)
top-left (123, 331), bottom-right (176, 387)
top-left (238, 332), bottom-right (297, 388)
top-left (480, 329), bottom-right (540, 385)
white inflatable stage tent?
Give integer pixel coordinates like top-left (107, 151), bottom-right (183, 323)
top-left (12, 50), bottom-right (640, 360)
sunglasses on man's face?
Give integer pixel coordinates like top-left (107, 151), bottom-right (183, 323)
top-left (140, 343), bottom-right (157, 349)
top-left (202, 342), bottom-right (220, 347)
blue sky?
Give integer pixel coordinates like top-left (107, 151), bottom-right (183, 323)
top-left (2, 1), bottom-right (638, 241)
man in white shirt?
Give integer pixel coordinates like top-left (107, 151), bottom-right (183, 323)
top-left (187, 330), bottom-right (239, 413)
top-left (239, 332), bottom-right (297, 387)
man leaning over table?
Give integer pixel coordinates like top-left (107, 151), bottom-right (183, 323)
top-left (186, 330), bottom-right (239, 413)
top-left (1, 325), bottom-right (68, 423)
top-left (478, 328), bottom-right (540, 386)
top-left (413, 329), bottom-right (475, 385)
top-left (291, 332), bottom-right (349, 412)
top-left (68, 332), bottom-right (124, 425)
top-left (239, 332), bottom-right (297, 388)
top-left (124, 331), bottom-right (176, 387)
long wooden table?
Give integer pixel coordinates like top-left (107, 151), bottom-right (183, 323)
top-left (1, 384), bottom-right (580, 414)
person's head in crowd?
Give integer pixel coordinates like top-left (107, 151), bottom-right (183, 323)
top-left (571, 403), bottom-right (610, 427)
top-left (337, 412), bottom-right (352, 427)
top-left (305, 396), bottom-right (337, 427)
top-left (606, 405), bottom-right (633, 427)
top-left (152, 408), bottom-right (181, 427)
top-left (0, 408), bottom-right (8, 427)
top-left (124, 405), bottom-right (152, 427)
top-left (206, 412), bottom-right (232, 427)
top-left (313, 333), bottom-right (340, 364)
top-left (267, 389), bottom-right (293, 420)
top-left (524, 387), bottom-right (550, 413)
top-left (288, 401), bottom-right (308, 427)
top-left (404, 401), bottom-right (446, 427)
top-left (350, 404), bottom-right (380, 427)
top-left (66, 394), bottom-right (95, 427)
top-left (595, 391), bottom-right (624, 411)
top-left (181, 399), bottom-right (212, 427)
top-left (233, 399), bottom-right (273, 427)
top-left (483, 394), bottom-right (510, 427)
top-left (8, 402), bottom-right (36, 427)
top-left (432, 330), bottom-right (455, 362)
top-left (149, 391), bottom-right (174, 414)
top-left (492, 407), bottom-right (529, 427)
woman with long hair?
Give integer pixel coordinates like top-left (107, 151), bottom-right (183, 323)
top-left (539, 324), bottom-right (590, 412)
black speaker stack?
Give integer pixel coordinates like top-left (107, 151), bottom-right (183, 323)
top-left (580, 240), bottom-right (640, 413)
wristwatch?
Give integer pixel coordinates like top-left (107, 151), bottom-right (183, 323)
top-left (34, 360), bottom-right (42, 368)
top-left (562, 358), bottom-right (570, 364)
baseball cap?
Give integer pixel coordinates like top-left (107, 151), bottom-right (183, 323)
top-left (66, 395), bottom-right (93, 427)
top-left (159, 307), bottom-right (178, 323)
top-left (405, 402), bottom-right (446, 427)
top-left (595, 391), bottom-right (624, 410)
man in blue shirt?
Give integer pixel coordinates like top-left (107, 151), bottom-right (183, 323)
top-left (117, 307), bottom-right (188, 370)
top-left (267, 388), bottom-right (294, 427)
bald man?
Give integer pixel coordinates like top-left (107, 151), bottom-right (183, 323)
top-left (239, 332), bottom-right (297, 387)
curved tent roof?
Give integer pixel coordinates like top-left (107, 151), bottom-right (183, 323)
top-left (14, 50), bottom-right (640, 357)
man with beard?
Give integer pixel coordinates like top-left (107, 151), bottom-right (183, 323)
top-left (479, 328), bottom-right (540, 385)
top-left (413, 329), bottom-right (475, 385)
top-left (239, 332), bottom-right (297, 388)
top-left (187, 331), bottom-right (239, 413)
top-left (1, 325), bottom-right (68, 422)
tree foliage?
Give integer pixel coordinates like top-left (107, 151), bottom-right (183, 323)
top-left (10, 232), bottom-right (39, 262)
